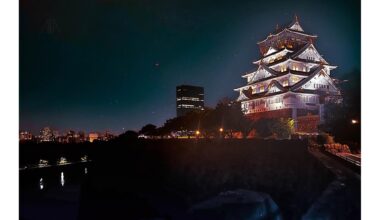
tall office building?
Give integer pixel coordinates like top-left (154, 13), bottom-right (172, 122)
top-left (176, 85), bottom-right (204, 117)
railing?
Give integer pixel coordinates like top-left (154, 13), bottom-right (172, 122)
top-left (325, 149), bottom-right (361, 167)
top-left (335, 153), bottom-right (361, 167)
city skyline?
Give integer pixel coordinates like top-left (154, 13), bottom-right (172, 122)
top-left (20, 0), bottom-right (360, 134)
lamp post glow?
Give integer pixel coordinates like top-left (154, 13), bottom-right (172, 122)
top-left (351, 119), bottom-right (358, 124)
top-left (195, 130), bottom-right (200, 139)
top-left (219, 128), bottom-right (224, 139)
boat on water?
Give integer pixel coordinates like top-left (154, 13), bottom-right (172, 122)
top-left (81, 155), bottom-right (88, 162)
top-left (57, 157), bottom-right (68, 165)
top-left (19, 165), bottom-right (28, 171)
top-left (38, 159), bottom-right (49, 168)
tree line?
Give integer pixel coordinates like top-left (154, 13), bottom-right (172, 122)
top-left (126, 98), bottom-right (294, 140)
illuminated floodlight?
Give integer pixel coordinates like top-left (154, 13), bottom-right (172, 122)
top-left (219, 128), bottom-right (224, 132)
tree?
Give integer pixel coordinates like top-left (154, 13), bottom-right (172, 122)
top-left (154, 98), bottom-right (253, 138)
top-left (214, 99), bottom-right (253, 138)
top-left (319, 70), bottom-right (360, 146)
top-left (253, 118), bottom-right (293, 139)
top-left (139, 124), bottom-right (157, 136)
top-left (117, 130), bottom-right (138, 141)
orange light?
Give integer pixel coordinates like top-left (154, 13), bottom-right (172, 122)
top-left (219, 128), bottom-right (223, 132)
top-left (195, 130), bottom-right (200, 135)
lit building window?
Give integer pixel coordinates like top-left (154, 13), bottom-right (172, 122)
top-left (283, 80), bottom-right (288, 87)
top-left (291, 76), bottom-right (299, 83)
top-left (181, 97), bottom-right (200, 101)
top-left (260, 85), bottom-right (264, 92)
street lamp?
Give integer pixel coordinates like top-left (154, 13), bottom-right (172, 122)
top-left (195, 130), bottom-right (200, 135)
top-left (219, 127), bottom-right (224, 139)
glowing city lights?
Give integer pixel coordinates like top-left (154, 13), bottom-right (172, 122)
top-left (351, 119), bottom-right (359, 124)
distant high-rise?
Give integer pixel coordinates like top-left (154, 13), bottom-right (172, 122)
top-left (39, 127), bottom-right (54, 142)
top-left (176, 85), bottom-right (204, 117)
top-left (19, 131), bottom-right (33, 141)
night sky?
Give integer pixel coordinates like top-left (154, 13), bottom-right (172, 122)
top-left (20, 0), bottom-right (360, 134)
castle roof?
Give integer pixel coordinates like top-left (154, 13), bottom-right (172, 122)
top-left (290, 65), bottom-right (325, 91)
top-left (253, 42), bottom-right (329, 66)
top-left (235, 65), bottom-right (338, 99)
top-left (235, 16), bottom-right (340, 103)
top-left (257, 16), bottom-right (317, 45)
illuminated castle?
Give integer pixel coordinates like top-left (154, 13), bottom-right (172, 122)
top-left (234, 16), bottom-right (341, 133)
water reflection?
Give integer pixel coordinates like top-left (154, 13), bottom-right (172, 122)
top-left (33, 165), bottom-right (89, 190)
top-left (60, 172), bottom-right (65, 187)
top-left (39, 178), bottom-right (44, 190)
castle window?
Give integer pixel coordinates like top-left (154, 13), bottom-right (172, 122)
top-left (283, 80), bottom-right (288, 87)
top-left (307, 56), bottom-right (315, 61)
top-left (291, 76), bottom-right (299, 83)
top-left (260, 85), bottom-right (264, 92)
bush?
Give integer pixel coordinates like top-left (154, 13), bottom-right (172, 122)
top-left (253, 118), bottom-right (293, 139)
top-left (316, 132), bottom-right (335, 145)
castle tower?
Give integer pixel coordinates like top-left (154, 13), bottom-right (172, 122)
top-left (234, 16), bottom-right (341, 134)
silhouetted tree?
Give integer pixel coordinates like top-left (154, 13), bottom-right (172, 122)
top-left (117, 130), bottom-right (138, 141)
top-left (139, 124), bottom-right (157, 136)
top-left (319, 70), bottom-right (360, 148)
top-left (154, 98), bottom-right (253, 138)
top-left (253, 118), bottom-right (293, 139)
